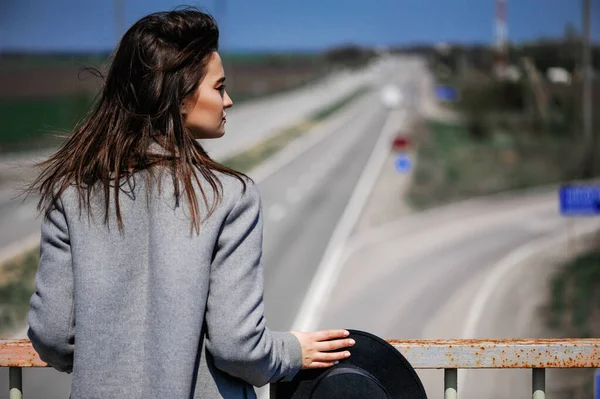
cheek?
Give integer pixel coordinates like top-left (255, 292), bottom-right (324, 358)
top-left (197, 94), bottom-right (222, 121)
top-left (186, 93), bottom-right (224, 137)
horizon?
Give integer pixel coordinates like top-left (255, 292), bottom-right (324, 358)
top-left (2, 1), bottom-right (599, 53)
top-left (2, 36), bottom-right (597, 57)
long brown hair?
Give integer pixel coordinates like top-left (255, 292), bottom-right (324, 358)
top-left (28, 7), bottom-right (247, 234)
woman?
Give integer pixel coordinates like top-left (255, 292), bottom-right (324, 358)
top-left (26, 8), bottom-right (354, 398)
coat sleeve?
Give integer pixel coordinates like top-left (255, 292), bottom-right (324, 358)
top-left (27, 197), bottom-right (75, 373)
top-left (204, 182), bottom-right (302, 387)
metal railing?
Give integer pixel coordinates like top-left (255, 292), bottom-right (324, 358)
top-left (1, 338), bottom-right (599, 398)
top-left (390, 338), bottom-right (600, 399)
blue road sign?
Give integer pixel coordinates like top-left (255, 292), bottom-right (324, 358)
top-left (559, 185), bottom-right (600, 216)
top-left (435, 85), bottom-right (459, 102)
top-left (595, 369), bottom-right (600, 399)
top-left (395, 153), bottom-right (412, 173)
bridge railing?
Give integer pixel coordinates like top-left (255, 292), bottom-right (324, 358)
top-left (1, 338), bottom-right (599, 399)
top-left (389, 338), bottom-right (599, 399)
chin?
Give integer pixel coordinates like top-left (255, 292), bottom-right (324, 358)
top-left (195, 130), bottom-right (225, 140)
top-left (213, 129), bottom-right (225, 138)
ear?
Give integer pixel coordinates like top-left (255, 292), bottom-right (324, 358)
top-left (180, 97), bottom-right (193, 115)
top-left (180, 100), bottom-right (188, 115)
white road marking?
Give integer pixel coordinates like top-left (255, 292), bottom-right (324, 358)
top-left (298, 173), bottom-right (317, 193)
top-left (341, 186), bottom-right (563, 269)
top-left (315, 167), bottom-right (328, 180)
top-left (459, 220), bottom-right (600, 392)
top-left (325, 155), bottom-right (342, 171)
top-left (285, 187), bottom-right (302, 205)
top-left (250, 93), bottom-right (375, 184)
top-left (267, 204), bottom-right (287, 223)
top-left (311, 159), bottom-right (329, 174)
top-left (525, 217), bottom-right (565, 233)
top-left (291, 108), bottom-right (406, 332)
top-left (257, 96), bottom-right (386, 399)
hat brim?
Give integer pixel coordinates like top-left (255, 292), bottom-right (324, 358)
top-left (271, 329), bottom-right (427, 399)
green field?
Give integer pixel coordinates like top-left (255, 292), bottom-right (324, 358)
top-left (0, 53), bottom-right (109, 72)
top-left (0, 52), bottom-right (332, 153)
top-left (407, 120), bottom-right (585, 209)
top-left (0, 93), bottom-right (95, 152)
top-left (0, 79), bottom-right (330, 153)
top-left (0, 51), bottom-right (325, 72)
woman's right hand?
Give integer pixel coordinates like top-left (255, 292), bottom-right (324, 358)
top-left (290, 329), bottom-right (355, 369)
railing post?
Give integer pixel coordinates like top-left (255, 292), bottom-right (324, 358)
top-left (9, 367), bottom-right (23, 399)
top-left (444, 368), bottom-right (458, 399)
top-left (532, 368), bottom-right (545, 399)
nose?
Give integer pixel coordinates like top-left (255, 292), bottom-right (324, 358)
top-left (224, 91), bottom-right (233, 109)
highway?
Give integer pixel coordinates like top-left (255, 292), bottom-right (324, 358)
top-left (0, 56), bottom-right (413, 397)
top-left (259, 93), bottom-right (394, 330)
top-left (1, 55), bottom-right (589, 398)
top-left (316, 187), bottom-right (600, 398)
top-left (0, 63), bottom-right (379, 265)
top-left (201, 67), bottom-right (375, 160)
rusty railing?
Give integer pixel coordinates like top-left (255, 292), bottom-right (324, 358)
top-left (1, 338), bottom-right (599, 398)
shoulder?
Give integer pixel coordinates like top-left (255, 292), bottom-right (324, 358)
top-left (43, 185), bottom-right (77, 214)
top-left (214, 172), bottom-right (260, 211)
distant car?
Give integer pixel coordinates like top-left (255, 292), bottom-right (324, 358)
top-left (392, 134), bottom-right (411, 151)
top-left (547, 67), bottom-right (571, 84)
top-left (380, 84), bottom-right (403, 108)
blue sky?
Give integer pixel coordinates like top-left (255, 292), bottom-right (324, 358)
top-left (1, 0), bottom-right (599, 52)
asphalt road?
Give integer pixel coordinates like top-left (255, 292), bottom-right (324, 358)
top-left (0, 61), bottom-right (383, 264)
top-left (259, 95), bottom-right (389, 331)
top-left (317, 188), bottom-right (600, 398)
top-left (200, 67), bottom-right (375, 160)
top-left (3, 56), bottom-right (579, 399)
top-left (0, 56), bottom-right (417, 398)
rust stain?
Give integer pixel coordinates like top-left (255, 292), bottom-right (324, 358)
top-left (388, 338), bottom-right (600, 369)
top-left (1, 338), bottom-right (598, 369)
top-left (0, 339), bottom-right (47, 367)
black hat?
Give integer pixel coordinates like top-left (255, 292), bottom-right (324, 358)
top-left (271, 329), bottom-right (427, 399)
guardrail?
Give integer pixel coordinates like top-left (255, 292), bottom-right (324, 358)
top-left (391, 338), bottom-right (599, 399)
top-left (1, 338), bottom-right (599, 398)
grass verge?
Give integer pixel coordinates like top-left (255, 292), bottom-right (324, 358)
top-left (0, 80), bottom-right (361, 156)
top-left (407, 119), bottom-right (584, 209)
top-left (0, 92), bottom-right (94, 153)
top-left (544, 246), bottom-right (600, 398)
top-left (0, 247), bottom-right (39, 335)
top-left (548, 248), bottom-right (600, 338)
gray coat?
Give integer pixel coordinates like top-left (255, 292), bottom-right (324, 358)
top-left (27, 169), bottom-right (302, 398)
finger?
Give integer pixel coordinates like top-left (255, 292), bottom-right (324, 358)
top-left (314, 351), bottom-right (351, 362)
top-left (307, 361), bottom-right (339, 369)
top-left (316, 338), bottom-right (355, 352)
top-left (314, 329), bottom-right (350, 341)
